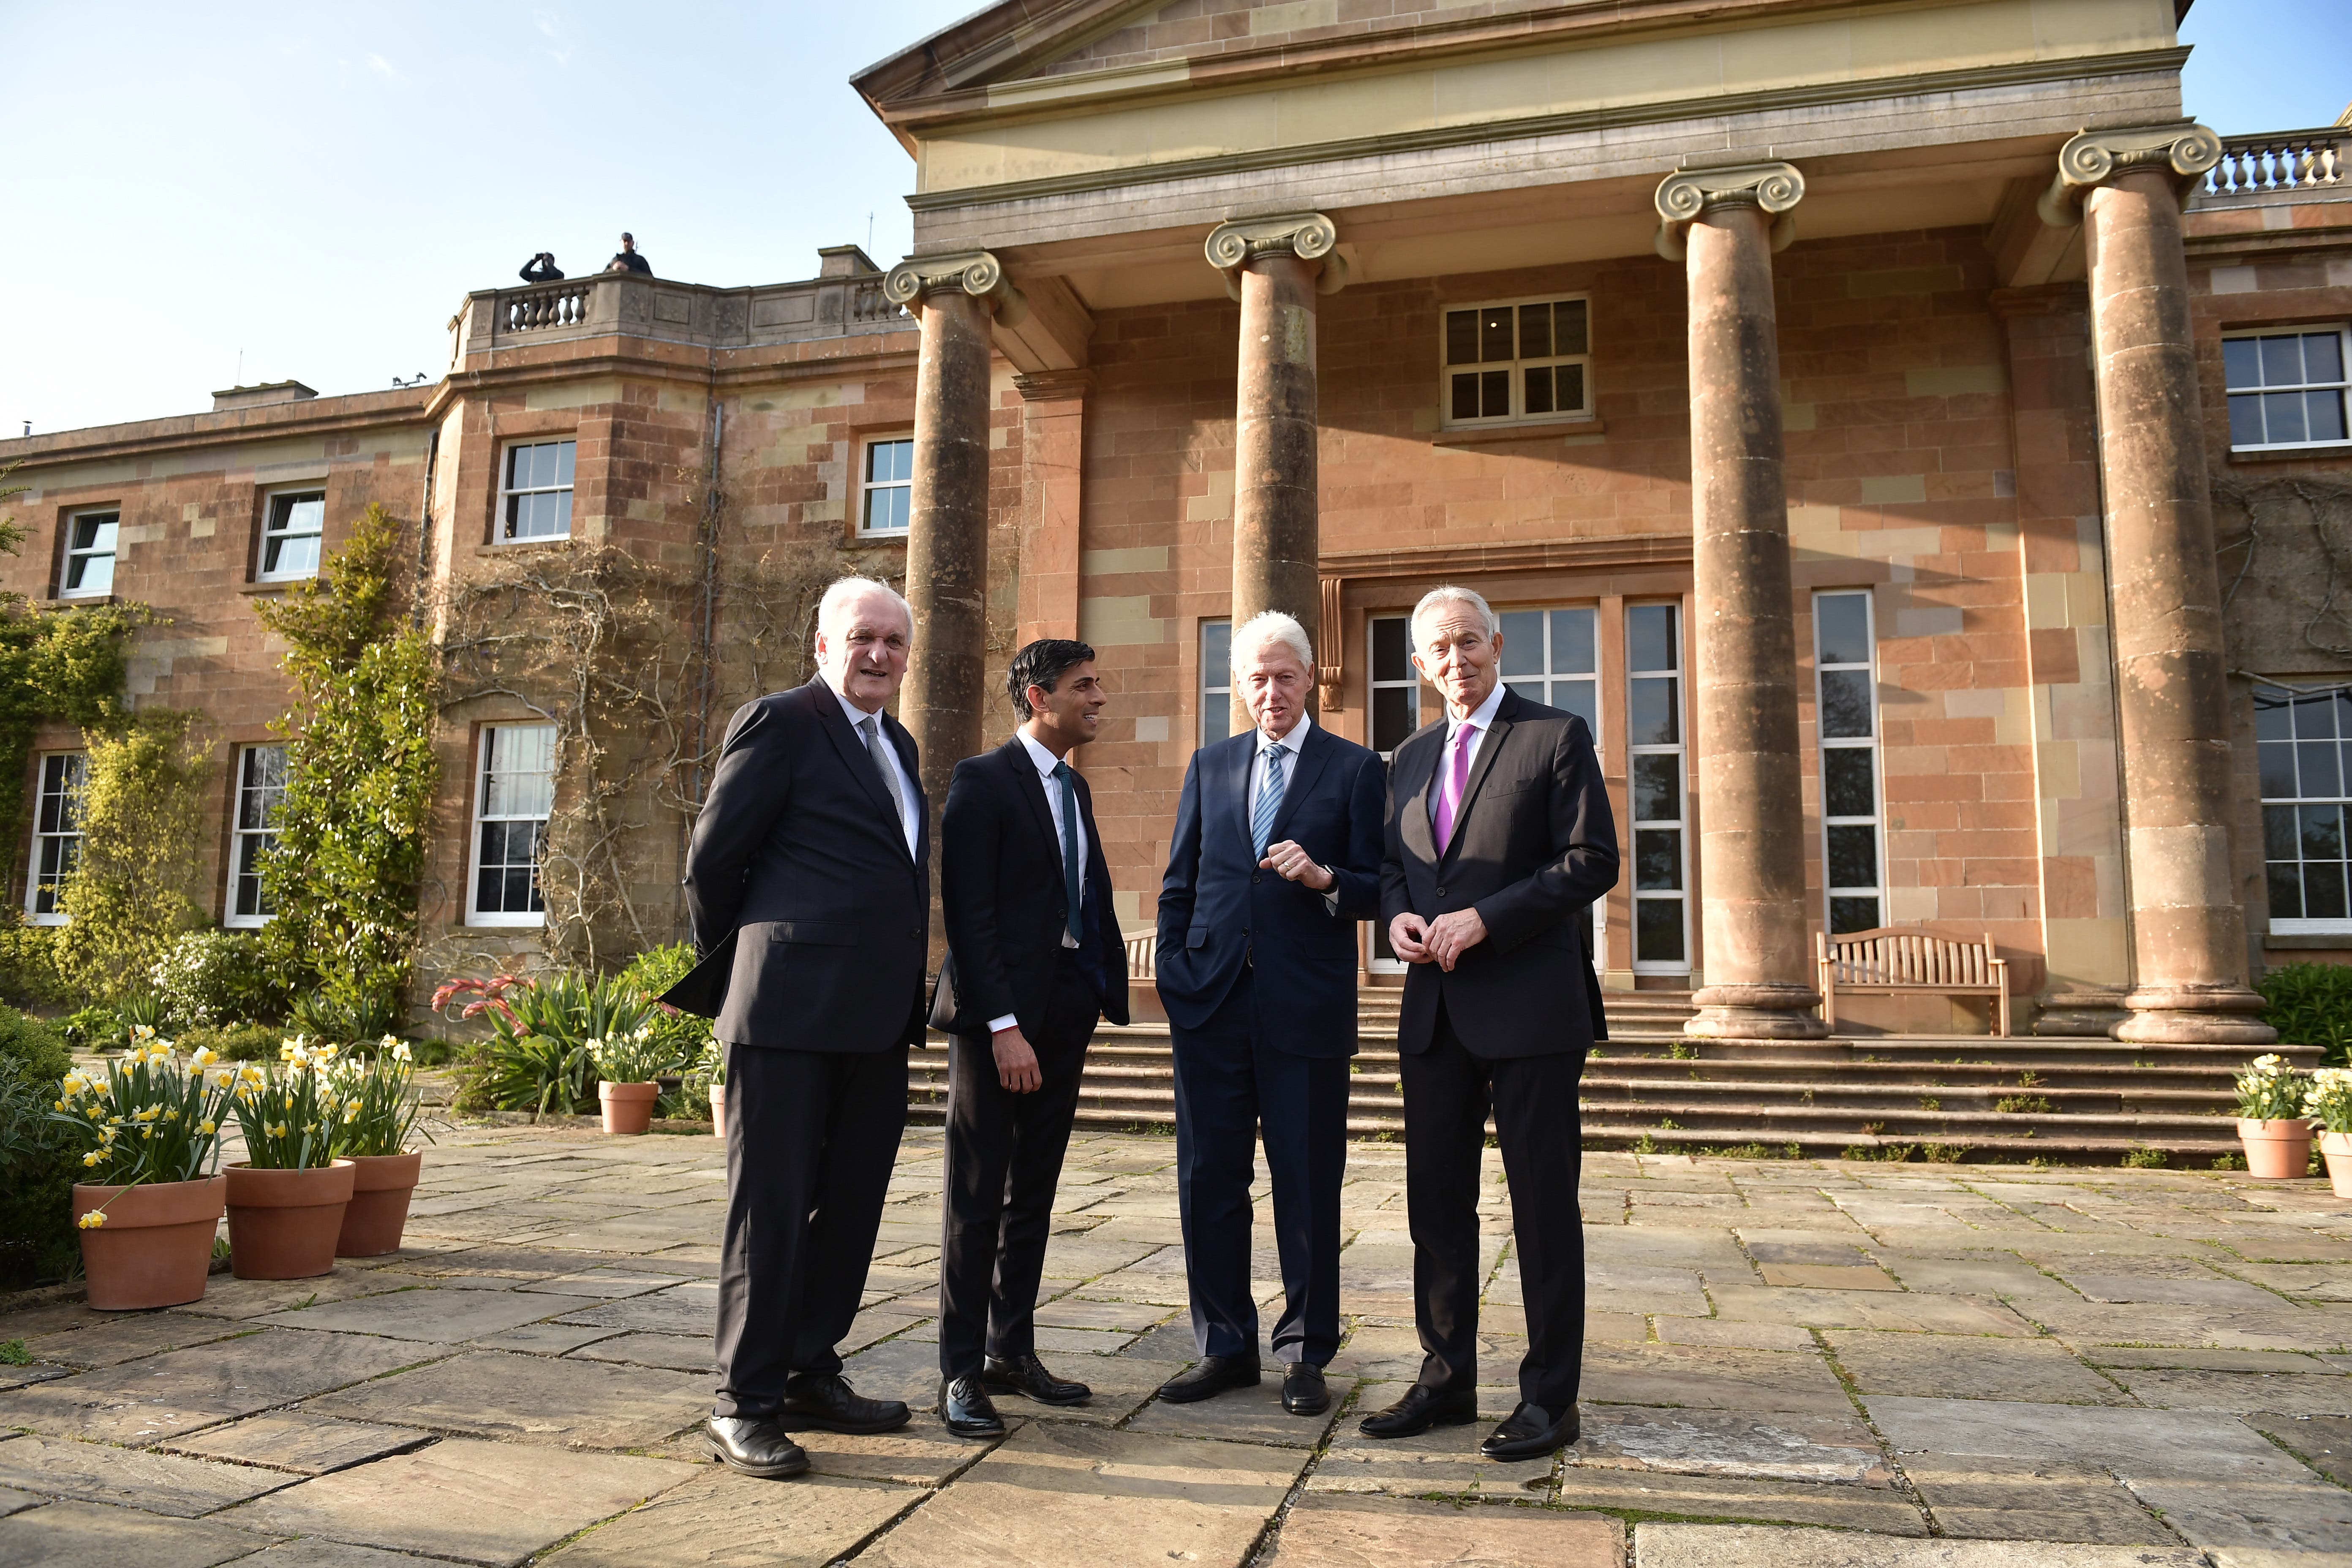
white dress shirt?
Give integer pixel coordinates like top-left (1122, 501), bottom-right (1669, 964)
top-left (1251, 714), bottom-right (1340, 916)
top-left (991, 731), bottom-right (1088, 1034)
top-left (825, 679), bottom-right (919, 859)
top-left (1440, 678), bottom-right (1508, 779)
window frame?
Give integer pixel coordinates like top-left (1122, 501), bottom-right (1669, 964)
top-left (1624, 601), bottom-right (1690, 975)
top-left (465, 722), bottom-right (556, 928)
top-left (497, 438), bottom-right (577, 544)
top-left (856, 434), bottom-right (915, 539)
top-left (1813, 591), bottom-right (1887, 936)
top-left (1437, 292), bottom-right (1595, 430)
top-left (224, 743), bottom-right (288, 930)
top-left (1199, 619), bottom-right (1232, 750)
top-left (1368, 614), bottom-right (1426, 762)
top-left (58, 509), bottom-right (119, 599)
top-left (2224, 324), bottom-right (2352, 453)
top-left (257, 490), bottom-right (326, 583)
top-left (25, 751), bottom-right (86, 925)
top-left (2257, 680), bottom-right (2352, 936)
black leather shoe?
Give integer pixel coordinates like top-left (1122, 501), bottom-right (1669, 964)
top-left (1358, 1383), bottom-right (1478, 1439)
top-left (983, 1351), bottom-right (1091, 1406)
top-left (1280, 1363), bottom-right (1329, 1416)
top-left (779, 1372), bottom-right (911, 1434)
top-left (705, 1415), bottom-right (809, 1478)
top-left (1156, 1353), bottom-right (1260, 1405)
top-left (939, 1374), bottom-right (1007, 1439)
top-left (1480, 1402), bottom-right (1579, 1461)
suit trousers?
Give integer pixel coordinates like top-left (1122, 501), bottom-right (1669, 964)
top-left (1171, 968), bottom-right (1350, 1367)
top-left (1401, 1002), bottom-right (1586, 1414)
top-left (937, 949), bottom-right (1101, 1378)
top-left (713, 1042), bottom-right (909, 1419)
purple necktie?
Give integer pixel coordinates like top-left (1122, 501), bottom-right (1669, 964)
top-left (1432, 723), bottom-right (1475, 854)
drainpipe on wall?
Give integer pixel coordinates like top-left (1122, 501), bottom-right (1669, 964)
top-left (678, 397), bottom-right (723, 942)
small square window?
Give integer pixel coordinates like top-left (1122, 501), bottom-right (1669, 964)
top-left (859, 437), bottom-right (913, 536)
top-left (500, 440), bottom-right (575, 542)
top-left (260, 493), bottom-right (324, 581)
top-left (60, 511), bottom-right (117, 598)
top-left (2225, 327), bottom-right (2351, 452)
top-left (1440, 297), bottom-right (1592, 429)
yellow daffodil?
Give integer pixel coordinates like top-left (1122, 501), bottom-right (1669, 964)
top-left (139, 1127), bottom-right (154, 1141)
top-left (163, 1108), bottom-right (181, 1122)
top-left (82, 1151), bottom-right (102, 1167)
top-left (191, 1047), bottom-right (217, 1067)
top-left (267, 1122), bottom-right (287, 1138)
top-left (197, 1119), bottom-right (217, 1135)
top-left (77, 1211), bottom-right (106, 1229)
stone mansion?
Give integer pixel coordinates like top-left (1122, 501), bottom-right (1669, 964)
top-left (2, 0), bottom-right (2347, 1045)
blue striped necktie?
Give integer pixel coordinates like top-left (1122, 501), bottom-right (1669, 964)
top-left (1251, 742), bottom-right (1288, 860)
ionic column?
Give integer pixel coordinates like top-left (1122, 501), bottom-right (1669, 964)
top-left (1657, 163), bottom-right (1827, 1041)
top-left (2039, 125), bottom-right (2274, 1044)
top-left (1206, 213), bottom-right (1346, 730)
top-left (882, 252), bottom-right (1027, 833)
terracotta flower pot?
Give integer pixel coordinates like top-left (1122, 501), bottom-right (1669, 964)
top-left (2321, 1131), bottom-right (2352, 1199)
top-left (709, 1082), bottom-right (726, 1141)
top-left (227, 1160), bottom-right (356, 1279)
top-left (2239, 1117), bottom-right (2315, 1181)
top-left (336, 1151), bottom-right (424, 1257)
top-left (600, 1080), bottom-right (659, 1136)
top-left (71, 1175), bottom-right (227, 1311)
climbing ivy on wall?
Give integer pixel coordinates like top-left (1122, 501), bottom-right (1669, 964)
top-left (253, 503), bottom-right (438, 1018)
top-left (53, 709), bottom-right (211, 1002)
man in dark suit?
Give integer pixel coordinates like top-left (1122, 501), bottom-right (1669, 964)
top-left (1363, 585), bottom-right (1619, 1463)
top-left (681, 575), bottom-right (927, 1480)
top-left (932, 639), bottom-right (1131, 1439)
top-left (1154, 611), bottom-right (1387, 1417)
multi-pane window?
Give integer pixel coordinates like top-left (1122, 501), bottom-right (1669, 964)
top-left (2226, 328), bottom-right (2349, 451)
top-left (26, 753), bottom-right (85, 924)
top-left (1200, 619), bottom-right (1231, 748)
top-left (60, 511), bottom-right (118, 597)
top-left (1370, 616), bottom-right (1425, 758)
top-left (1498, 607), bottom-right (1598, 733)
top-left (226, 745), bottom-right (287, 928)
top-left (1625, 604), bottom-right (1688, 971)
top-left (500, 440), bottom-right (575, 541)
top-left (859, 438), bottom-right (913, 535)
top-left (468, 724), bottom-right (555, 924)
top-left (259, 492), bottom-right (324, 580)
top-left (1441, 296), bottom-right (1591, 426)
top-left (1815, 592), bottom-right (1884, 934)
top-left (2259, 683), bottom-right (2352, 932)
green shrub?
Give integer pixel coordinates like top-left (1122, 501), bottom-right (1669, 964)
top-left (0, 1004), bottom-right (76, 1288)
top-left (177, 1021), bottom-right (286, 1062)
top-left (54, 708), bottom-right (212, 1004)
top-left (289, 988), bottom-right (405, 1046)
top-left (2258, 963), bottom-right (2352, 1066)
top-left (0, 1006), bottom-right (69, 1085)
top-left (618, 943), bottom-right (706, 1078)
top-left (0, 921), bottom-right (65, 1009)
top-left (150, 930), bottom-right (290, 1031)
top-left (440, 969), bottom-right (655, 1117)
top-left (60, 1003), bottom-right (124, 1054)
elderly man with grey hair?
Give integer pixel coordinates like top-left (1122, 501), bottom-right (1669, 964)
top-left (1153, 609), bottom-right (1387, 1416)
top-left (672, 574), bottom-right (928, 1479)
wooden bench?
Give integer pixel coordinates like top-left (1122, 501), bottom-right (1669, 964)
top-left (1816, 927), bottom-right (2010, 1037)
top-left (1124, 928), bottom-right (1157, 983)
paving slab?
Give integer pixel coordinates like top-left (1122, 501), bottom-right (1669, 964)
top-left (254, 1286), bottom-right (566, 1342)
top-left (2088, 1346), bottom-right (2332, 1373)
top-left (1824, 1332), bottom-right (2132, 1405)
top-left (1118, 1320), bottom-right (1203, 1362)
top-left (2055, 1271), bottom-right (2291, 1308)
top-left (553, 1284), bottom-right (716, 1337)
top-left (800, 1424), bottom-right (1004, 1486)
top-left (1582, 1343), bottom-right (1854, 1414)
top-left (516, 1266), bottom-right (693, 1298)
top-left (217, 1436), bottom-right (697, 1567)
top-left (0, 1329), bottom-right (430, 1444)
top-left (1552, 1467), bottom-right (1928, 1533)
top-left (2119, 1473), bottom-right (2352, 1564)
top-left (1898, 1455), bottom-right (2180, 1545)
top-left (1573, 1406), bottom-right (1892, 1486)
top-left (237, 1541), bottom-right (538, 1568)
top-left (1268, 1494), bottom-right (1623, 1566)
top-left (2103, 1367), bottom-right (2352, 1416)
top-left (989, 1353), bottom-right (1188, 1428)
top-left (161, 1411), bottom-right (431, 1475)
top-left (19, 1314), bottom-right (250, 1368)
top-left (1307, 1402), bottom-right (1550, 1500)
top-left (172, 1267), bottom-right (430, 1322)
top-left (0, 1499), bottom-right (275, 1568)
top-left (569, 1332), bottom-right (713, 1373)
top-left (1630, 1522), bottom-right (2207, 1566)
top-left (839, 1338), bottom-right (954, 1413)
top-left (305, 1349), bottom-right (708, 1449)
top-left (857, 1421), bottom-right (1306, 1568)
top-left (470, 1321), bottom-right (623, 1356)
top-left (1863, 1396), bottom-right (2314, 1479)
top-left (0, 1488), bottom-right (34, 1519)
top-left (539, 1468), bottom-right (920, 1567)
top-left (1034, 1296), bottom-right (1173, 1332)
top-left (1707, 1285), bottom-right (2036, 1336)
top-left (1650, 1317), bottom-right (1816, 1352)
top-left (2030, 1299), bottom-right (2347, 1352)
top-left (1124, 1372), bottom-right (1355, 1447)
top-left (0, 1361), bottom-right (70, 1392)
top-left (2249, 1413), bottom-right (2352, 1488)
top-left (0, 1431), bottom-right (294, 1516)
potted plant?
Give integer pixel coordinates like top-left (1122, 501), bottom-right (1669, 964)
top-left (328, 1036), bottom-right (432, 1256)
top-left (590, 1027), bottom-right (673, 1135)
top-left (2237, 1054), bottom-right (2314, 1180)
top-left (694, 1034), bottom-right (727, 1141)
top-left (2308, 1067), bottom-right (2352, 1198)
top-left (225, 1037), bottom-right (356, 1279)
top-left (49, 1029), bottom-right (235, 1310)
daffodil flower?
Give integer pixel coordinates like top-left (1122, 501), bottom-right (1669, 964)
top-left (77, 1211), bottom-right (107, 1230)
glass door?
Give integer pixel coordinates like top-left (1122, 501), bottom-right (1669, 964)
top-left (1499, 606), bottom-right (1603, 961)
top-left (1625, 603), bottom-right (1689, 975)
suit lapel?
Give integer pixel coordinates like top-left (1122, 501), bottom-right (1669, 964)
top-left (1220, 732), bottom-right (1257, 858)
top-left (1440, 689), bottom-right (1518, 868)
top-left (1007, 739), bottom-right (1061, 866)
top-left (1398, 727), bottom-right (1441, 868)
top-left (1268, 723), bottom-right (1332, 844)
top-left (887, 713), bottom-right (926, 869)
top-left (811, 676), bottom-right (913, 863)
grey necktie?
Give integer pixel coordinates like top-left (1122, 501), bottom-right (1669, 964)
top-left (859, 716), bottom-right (906, 840)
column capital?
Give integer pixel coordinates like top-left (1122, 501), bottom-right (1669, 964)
top-left (1204, 212), bottom-right (1348, 300)
top-left (2036, 121), bottom-right (2221, 227)
top-left (882, 249), bottom-right (1029, 327)
top-left (1010, 368), bottom-right (1094, 404)
top-left (1653, 161), bottom-right (1804, 261)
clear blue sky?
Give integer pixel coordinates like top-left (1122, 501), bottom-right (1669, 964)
top-left (3, 0), bottom-right (2342, 437)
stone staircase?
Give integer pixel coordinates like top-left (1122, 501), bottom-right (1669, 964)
top-left (907, 988), bottom-right (2311, 1166)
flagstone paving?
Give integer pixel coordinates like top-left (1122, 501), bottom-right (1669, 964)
top-left (8, 1125), bottom-right (2352, 1565)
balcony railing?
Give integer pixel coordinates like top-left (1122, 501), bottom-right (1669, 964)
top-left (2202, 129), bottom-right (2348, 198)
top-left (502, 280), bottom-right (592, 332)
top-left (452, 269), bottom-right (909, 364)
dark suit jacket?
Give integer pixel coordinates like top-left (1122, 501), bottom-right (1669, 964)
top-left (1380, 687), bottom-right (1619, 1059)
top-left (937, 737), bottom-right (1130, 1040)
top-left (1155, 721), bottom-right (1386, 1057)
top-left (672, 674), bottom-right (929, 1053)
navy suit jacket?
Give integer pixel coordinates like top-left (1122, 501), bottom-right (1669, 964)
top-left (1154, 721), bottom-right (1386, 1057)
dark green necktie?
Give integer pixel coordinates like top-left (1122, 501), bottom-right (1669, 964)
top-left (1051, 761), bottom-right (1082, 943)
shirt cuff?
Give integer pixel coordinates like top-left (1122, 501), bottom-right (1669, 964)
top-left (987, 1014), bottom-right (1018, 1035)
top-left (1323, 886), bottom-right (1341, 915)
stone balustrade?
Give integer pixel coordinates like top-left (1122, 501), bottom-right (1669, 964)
top-left (2202, 128), bottom-right (2347, 198)
top-left (451, 268), bottom-right (907, 364)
